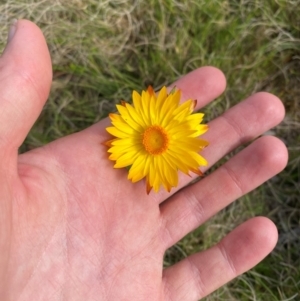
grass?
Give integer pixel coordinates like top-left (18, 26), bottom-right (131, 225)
top-left (1, 0), bottom-right (299, 300)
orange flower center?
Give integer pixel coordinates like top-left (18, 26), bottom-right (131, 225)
top-left (142, 125), bottom-right (169, 155)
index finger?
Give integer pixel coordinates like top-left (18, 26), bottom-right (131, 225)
top-left (84, 66), bottom-right (227, 199)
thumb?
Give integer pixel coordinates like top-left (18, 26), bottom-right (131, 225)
top-left (0, 20), bottom-right (52, 157)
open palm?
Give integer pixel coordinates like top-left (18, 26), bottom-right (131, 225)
top-left (0, 20), bottom-right (288, 301)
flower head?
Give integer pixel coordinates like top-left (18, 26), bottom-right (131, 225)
top-left (105, 86), bottom-right (209, 194)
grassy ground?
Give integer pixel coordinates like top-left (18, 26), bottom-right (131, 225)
top-left (1, 0), bottom-right (299, 300)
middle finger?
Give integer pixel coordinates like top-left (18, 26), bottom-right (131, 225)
top-left (156, 91), bottom-right (285, 202)
top-left (159, 92), bottom-right (286, 247)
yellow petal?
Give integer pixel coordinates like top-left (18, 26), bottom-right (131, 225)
top-left (128, 153), bottom-right (147, 182)
top-left (114, 151), bottom-right (138, 168)
top-left (132, 90), bottom-right (142, 112)
top-left (156, 86), bottom-right (168, 112)
top-left (106, 127), bottom-right (131, 138)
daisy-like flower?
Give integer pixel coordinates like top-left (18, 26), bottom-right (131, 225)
top-left (105, 86), bottom-right (209, 194)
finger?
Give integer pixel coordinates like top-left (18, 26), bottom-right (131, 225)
top-left (0, 20), bottom-right (52, 155)
top-left (160, 92), bottom-right (286, 243)
top-left (90, 66), bottom-right (226, 137)
top-left (162, 217), bottom-right (278, 301)
top-left (169, 66), bottom-right (227, 108)
top-left (202, 91), bottom-right (285, 171)
top-left (80, 67), bottom-right (226, 198)
top-left (156, 91), bottom-right (286, 202)
top-left (160, 135), bottom-right (287, 248)
top-left (96, 90), bottom-right (284, 202)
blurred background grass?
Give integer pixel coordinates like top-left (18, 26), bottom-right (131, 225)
top-left (0, 0), bottom-right (299, 300)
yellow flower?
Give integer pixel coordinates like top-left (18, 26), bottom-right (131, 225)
top-left (105, 86), bottom-right (209, 194)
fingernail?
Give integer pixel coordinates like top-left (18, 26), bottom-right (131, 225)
top-left (7, 19), bottom-right (18, 43)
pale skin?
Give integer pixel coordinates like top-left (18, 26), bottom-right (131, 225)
top-left (0, 20), bottom-right (288, 301)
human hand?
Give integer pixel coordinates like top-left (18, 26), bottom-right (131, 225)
top-left (0, 20), bottom-right (288, 301)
